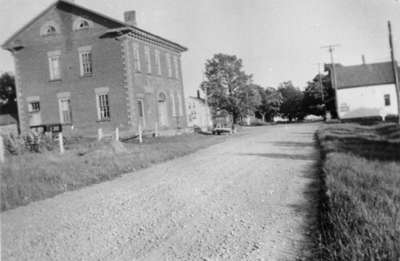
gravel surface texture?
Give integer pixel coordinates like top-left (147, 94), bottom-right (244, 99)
top-left (1, 123), bottom-right (320, 261)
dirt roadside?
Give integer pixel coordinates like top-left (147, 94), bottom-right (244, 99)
top-left (1, 123), bottom-right (320, 261)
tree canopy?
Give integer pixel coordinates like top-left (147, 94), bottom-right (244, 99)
top-left (277, 81), bottom-right (304, 122)
top-left (0, 72), bottom-right (17, 115)
top-left (200, 53), bottom-right (256, 122)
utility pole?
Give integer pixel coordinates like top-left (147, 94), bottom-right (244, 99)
top-left (321, 44), bottom-right (340, 119)
top-left (388, 21), bottom-right (400, 124)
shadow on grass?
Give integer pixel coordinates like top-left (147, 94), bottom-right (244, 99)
top-left (241, 152), bottom-right (315, 161)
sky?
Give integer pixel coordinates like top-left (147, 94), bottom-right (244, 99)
top-left (0, 0), bottom-right (399, 96)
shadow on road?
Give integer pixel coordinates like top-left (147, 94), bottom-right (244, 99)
top-left (269, 141), bottom-right (315, 148)
top-left (241, 153), bottom-right (315, 161)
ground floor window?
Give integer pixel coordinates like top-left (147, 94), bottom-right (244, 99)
top-left (137, 99), bottom-right (145, 127)
top-left (58, 98), bottom-right (72, 124)
top-left (384, 94), bottom-right (391, 106)
top-left (28, 101), bottom-right (40, 112)
top-left (96, 93), bottom-right (110, 121)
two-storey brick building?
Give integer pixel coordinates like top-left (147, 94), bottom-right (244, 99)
top-left (2, 0), bottom-right (188, 136)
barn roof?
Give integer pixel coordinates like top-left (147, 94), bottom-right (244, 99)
top-left (331, 62), bottom-right (397, 89)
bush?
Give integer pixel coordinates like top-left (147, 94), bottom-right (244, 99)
top-left (2, 132), bottom-right (57, 155)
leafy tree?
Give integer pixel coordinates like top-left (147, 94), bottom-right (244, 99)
top-left (0, 72), bottom-right (17, 115)
top-left (256, 86), bottom-right (282, 122)
top-left (200, 53), bottom-right (253, 123)
top-left (278, 81), bottom-right (304, 122)
top-left (302, 74), bottom-right (326, 118)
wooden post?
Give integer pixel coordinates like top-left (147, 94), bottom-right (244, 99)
top-left (98, 128), bottom-right (103, 141)
top-left (58, 132), bottom-right (64, 154)
top-left (115, 127), bottom-right (119, 141)
top-left (154, 122), bottom-right (159, 137)
top-left (138, 124), bottom-right (143, 143)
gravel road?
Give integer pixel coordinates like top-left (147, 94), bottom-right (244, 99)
top-left (1, 123), bottom-right (320, 261)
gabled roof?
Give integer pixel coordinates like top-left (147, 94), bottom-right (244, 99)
top-left (331, 62), bottom-right (397, 89)
top-left (2, 0), bottom-right (187, 52)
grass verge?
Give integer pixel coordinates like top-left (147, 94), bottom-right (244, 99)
top-left (314, 123), bottom-right (400, 260)
top-left (1, 133), bottom-right (227, 212)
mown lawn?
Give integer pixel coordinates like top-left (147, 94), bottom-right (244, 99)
top-left (315, 123), bottom-right (400, 260)
top-left (1, 133), bottom-right (227, 212)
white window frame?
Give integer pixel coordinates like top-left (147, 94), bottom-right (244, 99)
top-left (95, 87), bottom-right (110, 121)
top-left (144, 46), bottom-right (151, 74)
top-left (132, 42), bottom-right (141, 72)
top-left (166, 53), bottom-right (172, 77)
top-left (48, 50), bottom-right (61, 80)
top-left (73, 18), bottom-right (93, 31)
top-left (173, 56), bottom-right (179, 79)
top-left (78, 46), bottom-right (93, 76)
top-left (57, 93), bottom-right (72, 124)
top-left (155, 49), bottom-right (161, 75)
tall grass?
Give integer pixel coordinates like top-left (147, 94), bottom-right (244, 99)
top-left (1, 134), bottom-right (226, 211)
top-left (315, 123), bottom-right (400, 260)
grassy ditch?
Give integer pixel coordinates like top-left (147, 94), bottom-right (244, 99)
top-left (315, 123), bottom-right (400, 260)
top-left (1, 133), bottom-right (227, 212)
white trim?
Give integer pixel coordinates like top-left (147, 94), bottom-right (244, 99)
top-left (57, 92), bottom-right (70, 98)
top-left (166, 52), bottom-right (172, 77)
top-left (94, 87), bottom-right (109, 95)
top-left (58, 97), bottom-right (72, 124)
top-left (26, 96), bottom-right (40, 102)
top-left (73, 18), bottom-right (93, 31)
top-left (78, 45), bottom-right (92, 52)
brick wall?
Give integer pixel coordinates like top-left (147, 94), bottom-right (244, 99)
top-left (13, 6), bottom-right (129, 136)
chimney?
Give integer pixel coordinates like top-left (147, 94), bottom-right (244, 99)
top-left (362, 55), bottom-right (366, 65)
top-left (197, 90), bottom-right (201, 99)
top-left (124, 10), bottom-right (137, 27)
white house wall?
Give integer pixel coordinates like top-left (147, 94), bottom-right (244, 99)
top-left (337, 83), bottom-right (398, 119)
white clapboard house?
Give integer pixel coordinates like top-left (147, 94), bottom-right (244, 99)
top-left (329, 61), bottom-right (399, 120)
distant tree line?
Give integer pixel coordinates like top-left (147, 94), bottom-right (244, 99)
top-left (201, 53), bottom-right (337, 123)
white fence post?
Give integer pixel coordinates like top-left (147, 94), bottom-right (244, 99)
top-left (115, 127), bottom-right (119, 141)
top-left (138, 124), bottom-right (143, 143)
top-left (0, 136), bottom-right (4, 163)
top-left (154, 122), bottom-right (159, 137)
top-left (98, 128), bottom-right (103, 141)
top-left (58, 132), bottom-right (64, 154)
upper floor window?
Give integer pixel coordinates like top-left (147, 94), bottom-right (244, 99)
top-left (144, 46), bottom-right (151, 74)
top-left (155, 49), bottom-right (161, 75)
top-left (166, 53), bottom-right (172, 77)
top-left (73, 18), bottom-right (92, 31)
top-left (48, 51), bottom-right (61, 80)
top-left (78, 46), bottom-right (93, 76)
top-left (40, 21), bottom-right (59, 36)
top-left (132, 42), bottom-right (141, 72)
top-left (384, 94), bottom-right (391, 106)
top-left (173, 56), bottom-right (179, 79)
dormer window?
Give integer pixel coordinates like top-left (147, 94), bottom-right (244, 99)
top-left (40, 21), bottom-right (59, 36)
top-left (73, 18), bottom-right (92, 31)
